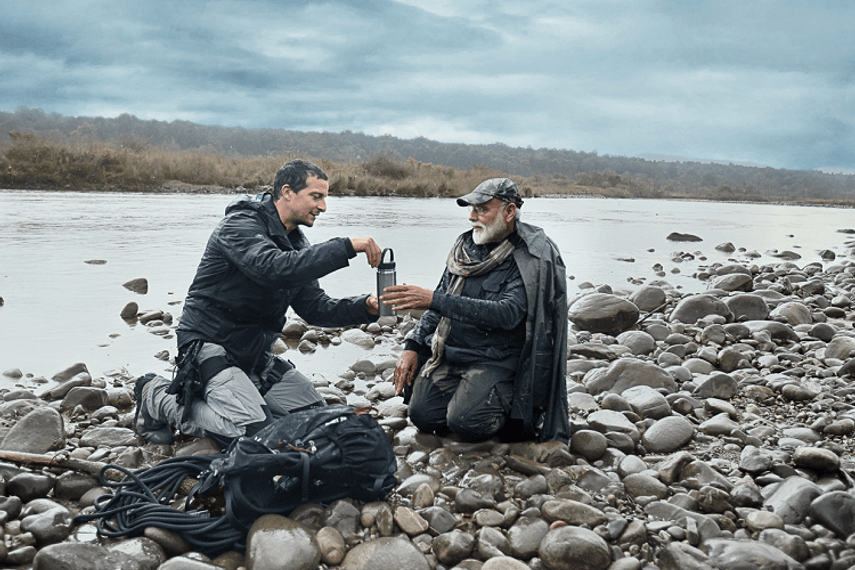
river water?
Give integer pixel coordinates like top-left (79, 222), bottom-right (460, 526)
top-left (1, 190), bottom-right (853, 389)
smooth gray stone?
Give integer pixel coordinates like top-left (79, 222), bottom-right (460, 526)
top-left (781, 427), bottom-right (821, 444)
top-left (21, 505), bottom-right (74, 545)
top-left (642, 415), bottom-right (695, 453)
top-left (622, 385), bottom-right (671, 419)
top-left (418, 506), bottom-right (458, 534)
top-left (670, 294), bottom-right (732, 325)
top-left (770, 301), bottom-right (811, 326)
top-left (514, 474), bottom-right (549, 500)
top-left (246, 515), bottom-right (321, 570)
top-left (644, 501), bottom-right (721, 541)
top-left (698, 413), bottom-right (739, 436)
top-left (159, 557), bottom-right (232, 569)
top-left (109, 537), bottom-right (167, 570)
top-left (623, 473), bottom-right (669, 500)
top-left (507, 516), bottom-right (549, 560)
top-left (742, 320), bottom-right (799, 342)
top-left (341, 536), bottom-right (430, 570)
top-left (51, 362), bottom-right (90, 383)
top-left (477, 526), bottom-right (512, 559)
top-left (0, 406), bottom-right (65, 454)
top-left (60, 386), bottom-right (109, 412)
top-left (538, 525), bottom-right (612, 570)
top-left (32, 542), bottom-right (141, 570)
top-left (616, 330), bottom-right (656, 355)
top-left (792, 446), bottom-right (839, 472)
top-left (7, 472), bottom-right (56, 503)
top-left (584, 358), bottom-right (677, 396)
top-left (693, 373), bottom-right (738, 399)
top-left (540, 499), bottom-right (608, 527)
top-left (739, 446), bottom-right (774, 474)
top-left (570, 429), bottom-right (608, 461)
top-left (629, 286), bottom-right (667, 312)
top-left (568, 293), bottom-right (640, 336)
top-left (587, 410), bottom-right (640, 442)
top-left (397, 473), bottom-right (442, 496)
top-left (725, 293), bottom-right (770, 321)
top-left (79, 427), bottom-right (139, 447)
top-left (758, 528), bottom-right (810, 563)
top-left (710, 273), bottom-right (752, 292)
top-left (824, 336), bottom-right (855, 360)
top-left (681, 459), bottom-right (734, 491)
top-left (763, 476), bottom-right (822, 525)
top-left (658, 542), bottom-right (715, 570)
top-left (432, 529), bottom-right (476, 567)
top-left (808, 490), bottom-right (855, 538)
top-left (322, 500), bottom-right (362, 539)
top-left (703, 538), bottom-right (805, 570)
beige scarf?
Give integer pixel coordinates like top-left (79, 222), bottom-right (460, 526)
top-left (420, 234), bottom-right (516, 377)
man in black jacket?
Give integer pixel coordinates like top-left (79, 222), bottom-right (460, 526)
top-left (134, 159), bottom-right (381, 445)
top-left (382, 178), bottom-right (570, 444)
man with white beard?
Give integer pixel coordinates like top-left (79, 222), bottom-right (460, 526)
top-left (381, 178), bottom-right (570, 443)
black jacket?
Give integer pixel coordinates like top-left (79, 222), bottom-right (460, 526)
top-left (176, 193), bottom-right (375, 372)
top-left (407, 222), bottom-right (570, 443)
top-left (512, 221), bottom-right (570, 443)
top-left (407, 233), bottom-right (528, 370)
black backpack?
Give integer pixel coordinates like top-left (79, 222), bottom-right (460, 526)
top-left (75, 404), bottom-right (398, 555)
top-left (196, 403), bottom-right (399, 529)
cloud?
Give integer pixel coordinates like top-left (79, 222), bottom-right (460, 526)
top-left (1, 0), bottom-right (852, 171)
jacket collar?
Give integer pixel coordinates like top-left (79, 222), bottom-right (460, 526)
top-left (515, 221), bottom-right (548, 259)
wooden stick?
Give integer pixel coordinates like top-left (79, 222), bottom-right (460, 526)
top-left (0, 449), bottom-right (119, 479)
top-left (0, 449), bottom-right (199, 494)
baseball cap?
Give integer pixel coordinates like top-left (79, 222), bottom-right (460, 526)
top-left (456, 178), bottom-right (524, 208)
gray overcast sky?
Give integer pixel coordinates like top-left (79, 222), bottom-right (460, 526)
top-left (2, 1), bottom-right (853, 172)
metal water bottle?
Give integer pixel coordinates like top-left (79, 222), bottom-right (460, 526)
top-left (376, 248), bottom-right (396, 317)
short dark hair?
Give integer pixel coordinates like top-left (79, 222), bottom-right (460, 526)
top-left (273, 159), bottom-right (328, 199)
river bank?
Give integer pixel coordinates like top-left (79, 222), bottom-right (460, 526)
top-left (4, 232), bottom-right (855, 569)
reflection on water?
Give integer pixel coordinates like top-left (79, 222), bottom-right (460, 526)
top-left (1, 190), bottom-right (853, 386)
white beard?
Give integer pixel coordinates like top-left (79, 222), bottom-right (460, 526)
top-left (471, 213), bottom-right (509, 245)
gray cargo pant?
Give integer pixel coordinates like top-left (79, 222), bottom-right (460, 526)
top-left (143, 342), bottom-right (324, 440)
top-left (408, 362), bottom-right (514, 442)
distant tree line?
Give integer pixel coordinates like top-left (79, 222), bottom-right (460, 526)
top-left (1, 106), bottom-right (853, 204)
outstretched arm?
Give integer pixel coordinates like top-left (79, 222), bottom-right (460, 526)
top-left (380, 284), bottom-right (433, 311)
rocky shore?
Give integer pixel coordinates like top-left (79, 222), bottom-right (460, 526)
top-left (4, 232), bottom-right (855, 570)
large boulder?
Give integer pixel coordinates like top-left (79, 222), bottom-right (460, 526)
top-left (709, 273), bottom-right (753, 292)
top-left (825, 336), bottom-right (855, 360)
top-left (743, 321), bottom-right (799, 343)
top-left (0, 406), bottom-right (65, 454)
top-left (725, 294), bottom-right (770, 321)
top-left (629, 286), bottom-right (667, 312)
top-left (569, 293), bottom-right (639, 336)
top-left (584, 358), bottom-right (678, 395)
top-left (769, 301), bottom-right (812, 326)
top-left (667, 232), bottom-right (703, 242)
top-left (670, 294), bottom-right (732, 325)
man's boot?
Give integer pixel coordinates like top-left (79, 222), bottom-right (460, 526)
top-left (133, 373), bottom-right (174, 445)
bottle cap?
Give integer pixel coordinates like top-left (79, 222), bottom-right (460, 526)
top-left (378, 248), bottom-right (395, 270)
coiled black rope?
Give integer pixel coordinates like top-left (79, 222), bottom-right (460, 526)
top-left (73, 454), bottom-right (245, 555)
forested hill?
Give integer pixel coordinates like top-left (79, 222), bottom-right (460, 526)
top-left (2, 107), bottom-right (854, 204)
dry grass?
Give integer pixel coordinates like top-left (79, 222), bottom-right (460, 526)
top-left (0, 134), bottom-right (601, 198)
top-left (5, 134), bottom-right (852, 206)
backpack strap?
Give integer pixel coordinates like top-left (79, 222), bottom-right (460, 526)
top-left (300, 451), bottom-right (311, 503)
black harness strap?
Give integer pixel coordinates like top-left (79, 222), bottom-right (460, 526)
top-left (167, 341), bottom-right (232, 422)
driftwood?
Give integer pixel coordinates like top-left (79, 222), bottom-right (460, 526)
top-left (0, 449), bottom-right (198, 493)
top-left (0, 449), bottom-right (119, 480)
